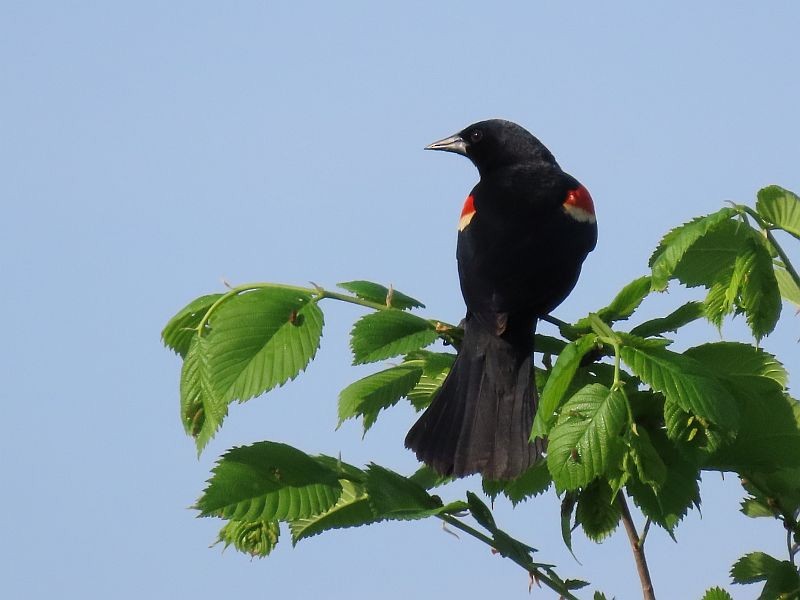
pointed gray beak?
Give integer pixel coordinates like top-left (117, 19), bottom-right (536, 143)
top-left (425, 133), bottom-right (468, 156)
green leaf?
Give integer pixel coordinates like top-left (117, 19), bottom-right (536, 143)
top-left (575, 479), bottom-right (621, 542)
top-left (672, 219), bottom-right (747, 289)
top-left (337, 280), bottom-right (425, 310)
top-left (564, 580), bottom-right (590, 591)
top-left (740, 497), bottom-right (776, 519)
top-left (757, 185), bottom-right (800, 239)
top-left (364, 464), bottom-right (445, 520)
top-left (663, 398), bottom-right (726, 453)
top-left (197, 442), bottom-right (342, 521)
top-left (700, 587), bottom-right (733, 600)
top-left (775, 266), bottom-right (800, 307)
top-left (215, 519), bottom-right (280, 558)
top-left (699, 230), bottom-right (752, 329)
top-left (311, 455), bottom-right (367, 484)
top-left (628, 301), bottom-right (704, 338)
top-left (738, 237), bottom-right (782, 340)
top-left (705, 381), bottom-right (800, 472)
top-left (534, 333), bottom-right (568, 355)
top-left (745, 467), bottom-right (800, 520)
top-left (684, 342), bottom-right (787, 388)
top-left (621, 345), bottom-right (739, 434)
top-left (466, 491), bottom-right (497, 532)
top-left (350, 310), bottom-right (438, 365)
top-left (289, 480), bottom-right (378, 543)
top-left (482, 461), bottom-right (551, 505)
top-left (180, 336), bottom-right (228, 454)
top-left (532, 334), bottom-right (598, 439)
top-left (404, 351), bottom-right (455, 410)
top-left (547, 384), bottom-right (628, 490)
top-left (742, 467), bottom-right (800, 515)
top-left (338, 365), bottom-right (422, 432)
top-left (665, 217), bottom-right (782, 338)
top-left (206, 288), bottom-right (324, 403)
top-left (684, 343), bottom-right (800, 470)
top-left (628, 427), bottom-right (667, 489)
top-left (649, 207), bottom-right (737, 290)
top-left (560, 492), bottom-right (577, 554)
top-left (730, 551), bottom-right (784, 584)
top-left (162, 293), bottom-right (223, 357)
top-left (576, 276), bottom-right (652, 328)
top-left (625, 430), bottom-right (700, 532)
top-left (409, 465), bottom-right (452, 490)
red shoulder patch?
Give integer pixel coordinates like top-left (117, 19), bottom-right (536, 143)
top-left (563, 185), bottom-right (596, 223)
top-left (459, 194), bottom-right (476, 231)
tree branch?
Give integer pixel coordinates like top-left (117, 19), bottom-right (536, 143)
top-left (617, 494), bottom-right (657, 600)
top-left (437, 514), bottom-right (580, 600)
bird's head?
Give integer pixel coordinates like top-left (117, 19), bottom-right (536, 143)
top-left (425, 119), bottom-right (557, 175)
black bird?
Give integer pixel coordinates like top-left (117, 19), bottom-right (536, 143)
top-left (405, 119), bottom-right (597, 480)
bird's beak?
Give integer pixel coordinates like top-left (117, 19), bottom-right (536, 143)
top-left (425, 133), bottom-right (468, 156)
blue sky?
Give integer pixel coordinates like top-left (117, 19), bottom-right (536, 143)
top-left (2, 2), bottom-right (799, 599)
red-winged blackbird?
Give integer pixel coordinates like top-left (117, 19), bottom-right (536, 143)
top-left (405, 119), bottom-right (597, 480)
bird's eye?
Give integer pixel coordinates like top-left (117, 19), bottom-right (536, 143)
top-left (470, 129), bottom-right (483, 143)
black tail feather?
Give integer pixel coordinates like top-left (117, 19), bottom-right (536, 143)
top-left (404, 318), bottom-right (544, 480)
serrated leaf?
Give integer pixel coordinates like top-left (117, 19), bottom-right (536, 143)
top-left (685, 344), bottom-right (799, 471)
top-left (701, 587), bottom-right (733, 600)
top-left (207, 288), bottom-right (324, 403)
top-left (575, 479), bottom-right (621, 542)
top-left (666, 218), bottom-right (782, 338)
top-left (615, 331), bottom-right (673, 349)
top-left (576, 276), bottom-right (652, 328)
top-left (404, 351), bottom-right (455, 410)
top-left (757, 185), bottom-right (800, 239)
top-left (628, 427), bottom-right (667, 489)
top-left (672, 219), bottom-right (748, 289)
top-left (705, 381), bottom-right (800, 471)
top-left (564, 579), bottom-right (590, 590)
top-left (482, 461), bottom-right (552, 505)
top-left (663, 398), bottom-right (726, 453)
top-left (180, 336), bottom-right (228, 454)
top-left (337, 280), bottom-right (425, 310)
top-left (625, 429), bottom-right (700, 532)
top-left (364, 464), bottom-right (444, 520)
top-left (701, 237), bottom-right (751, 329)
top-left (532, 334), bottom-right (597, 439)
top-left (338, 365), bottom-right (423, 432)
top-left (162, 293), bottom-right (223, 357)
top-left (197, 442), bottom-right (342, 521)
top-left (289, 480), bottom-right (378, 543)
top-left (350, 310), bottom-right (438, 365)
top-left (629, 301), bottom-right (704, 338)
top-left (745, 466), bottom-right (800, 522)
top-left (731, 551), bottom-right (784, 584)
top-left (775, 266), bottom-right (800, 307)
top-left (684, 342), bottom-right (787, 388)
top-left (621, 345), bottom-right (739, 434)
top-left (215, 519), bottom-right (280, 558)
top-left (741, 497), bottom-right (775, 518)
top-left (650, 207), bottom-right (737, 290)
top-left (739, 237), bottom-right (782, 340)
top-left (547, 384), bottom-right (628, 490)
top-left (490, 529), bottom-right (538, 565)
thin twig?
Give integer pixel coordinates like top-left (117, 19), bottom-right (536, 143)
top-left (437, 514), bottom-right (580, 600)
top-left (618, 494), bottom-right (657, 600)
